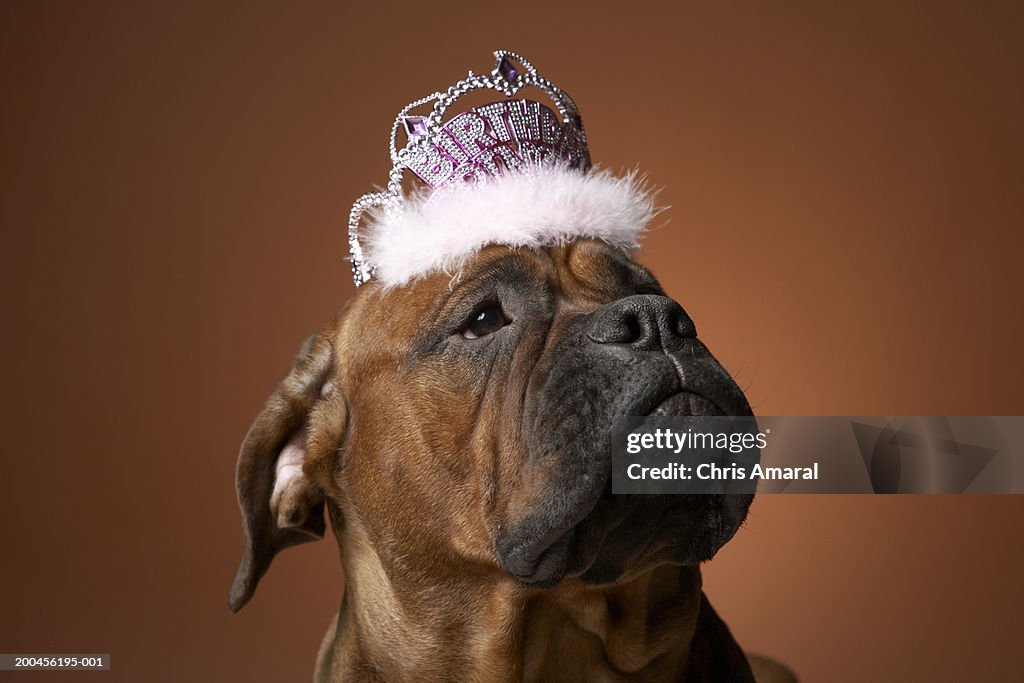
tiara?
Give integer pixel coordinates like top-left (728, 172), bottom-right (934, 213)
top-left (347, 50), bottom-right (592, 286)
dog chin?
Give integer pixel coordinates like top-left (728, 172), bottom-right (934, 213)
top-left (514, 485), bottom-right (750, 588)
top-left (500, 389), bottom-right (751, 588)
top-left (562, 389), bottom-right (750, 585)
top-left (564, 492), bottom-right (749, 585)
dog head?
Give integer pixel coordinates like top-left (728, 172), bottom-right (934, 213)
top-left (229, 238), bottom-right (752, 612)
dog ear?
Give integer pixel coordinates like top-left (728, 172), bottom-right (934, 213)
top-left (228, 330), bottom-right (336, 613)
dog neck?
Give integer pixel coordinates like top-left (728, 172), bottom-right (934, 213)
top-left (315, 515), bottom-right (712, 682)
top-left (518, 564), bottom-right (704, 681)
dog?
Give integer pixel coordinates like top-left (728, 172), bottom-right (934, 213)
top-left (229, 238), bottom-right (795, 682)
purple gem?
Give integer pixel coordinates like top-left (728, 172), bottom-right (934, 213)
top-left (404, 116), bottom-right (428, 137)
top-left (498, 57), bottom-right (518, 82)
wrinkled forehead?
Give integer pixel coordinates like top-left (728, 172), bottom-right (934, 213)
top-left (363, 240), bottom-right (658, 317)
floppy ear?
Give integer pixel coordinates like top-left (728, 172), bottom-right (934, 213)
top-left (228, 331), bottom-right (336, 613)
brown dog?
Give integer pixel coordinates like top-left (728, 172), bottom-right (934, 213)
top-left (230, 239), bottom-right (792, 682)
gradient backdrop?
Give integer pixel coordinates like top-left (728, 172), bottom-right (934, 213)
top-left (2, 2), bottom-right (1022, 681)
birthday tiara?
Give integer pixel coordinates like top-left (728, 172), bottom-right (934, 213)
top-left (347, 51), bottom-right (658, 289)
top-left (347, 50), bottom-right (593, 286)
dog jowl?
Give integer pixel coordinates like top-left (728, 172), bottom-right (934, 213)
top-left (229, 241), bottom-right (759, 682)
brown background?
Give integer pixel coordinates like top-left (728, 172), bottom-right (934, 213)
top-left (2, 1), bottom-right (1022, 681)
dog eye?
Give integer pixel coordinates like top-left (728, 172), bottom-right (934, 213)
top-left (461, 304), bottom-right (509, 339)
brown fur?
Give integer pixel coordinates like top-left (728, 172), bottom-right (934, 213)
top-left (231, 240), bottom-right (789, 682)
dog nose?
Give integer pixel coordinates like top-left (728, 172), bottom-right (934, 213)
top-left (587, 295), bottom-right (696, 350)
